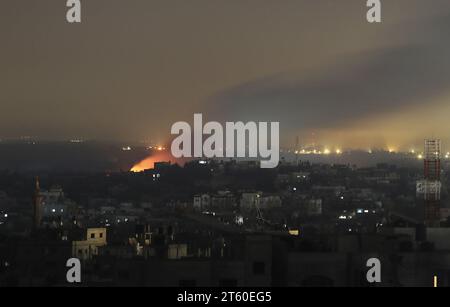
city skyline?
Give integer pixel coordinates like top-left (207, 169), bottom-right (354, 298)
top-left (3, 1), bottom-right (450, 289)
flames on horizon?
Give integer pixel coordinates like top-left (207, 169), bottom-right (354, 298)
top-left (130, 148), bottom-right (188, 172)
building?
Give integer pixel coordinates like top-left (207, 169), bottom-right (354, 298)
top-left (72, 228), bottom-right (107, 260)
top-left (41, 187), bottom-right (73, 218)
top-left (305, 199), bottom-right (322, 216)
top-left (193, 194), bottom-right (211, 211)
top-left (33, 177), bottom-right (43, 229)
top-left (240, 192), bottom-right (282, 211)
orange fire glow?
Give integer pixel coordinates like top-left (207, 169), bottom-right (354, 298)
top-left (130, 149), bottom-right (188, 172)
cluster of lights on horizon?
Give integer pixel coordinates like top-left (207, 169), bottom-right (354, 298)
top-left (292, 148), bottom-right (342, 156)
top-left (408, 149), bottom-right (450, 160)
top-left (147, 145), bottom-right (166, 151)
top-left (290, 145), bottom-right (450, 160)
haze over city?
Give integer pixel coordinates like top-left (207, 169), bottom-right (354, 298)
top-left (1, 0), bottom-right (450, 151)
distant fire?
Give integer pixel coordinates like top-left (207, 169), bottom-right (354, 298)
top-left (130, 148), bottom-right (188, 172)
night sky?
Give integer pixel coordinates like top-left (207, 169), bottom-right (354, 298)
top-left (2, 0), bottom-right (450, 150)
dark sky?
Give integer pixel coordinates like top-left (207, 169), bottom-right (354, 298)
top-left (2, 0), bottom-right (450, 150)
